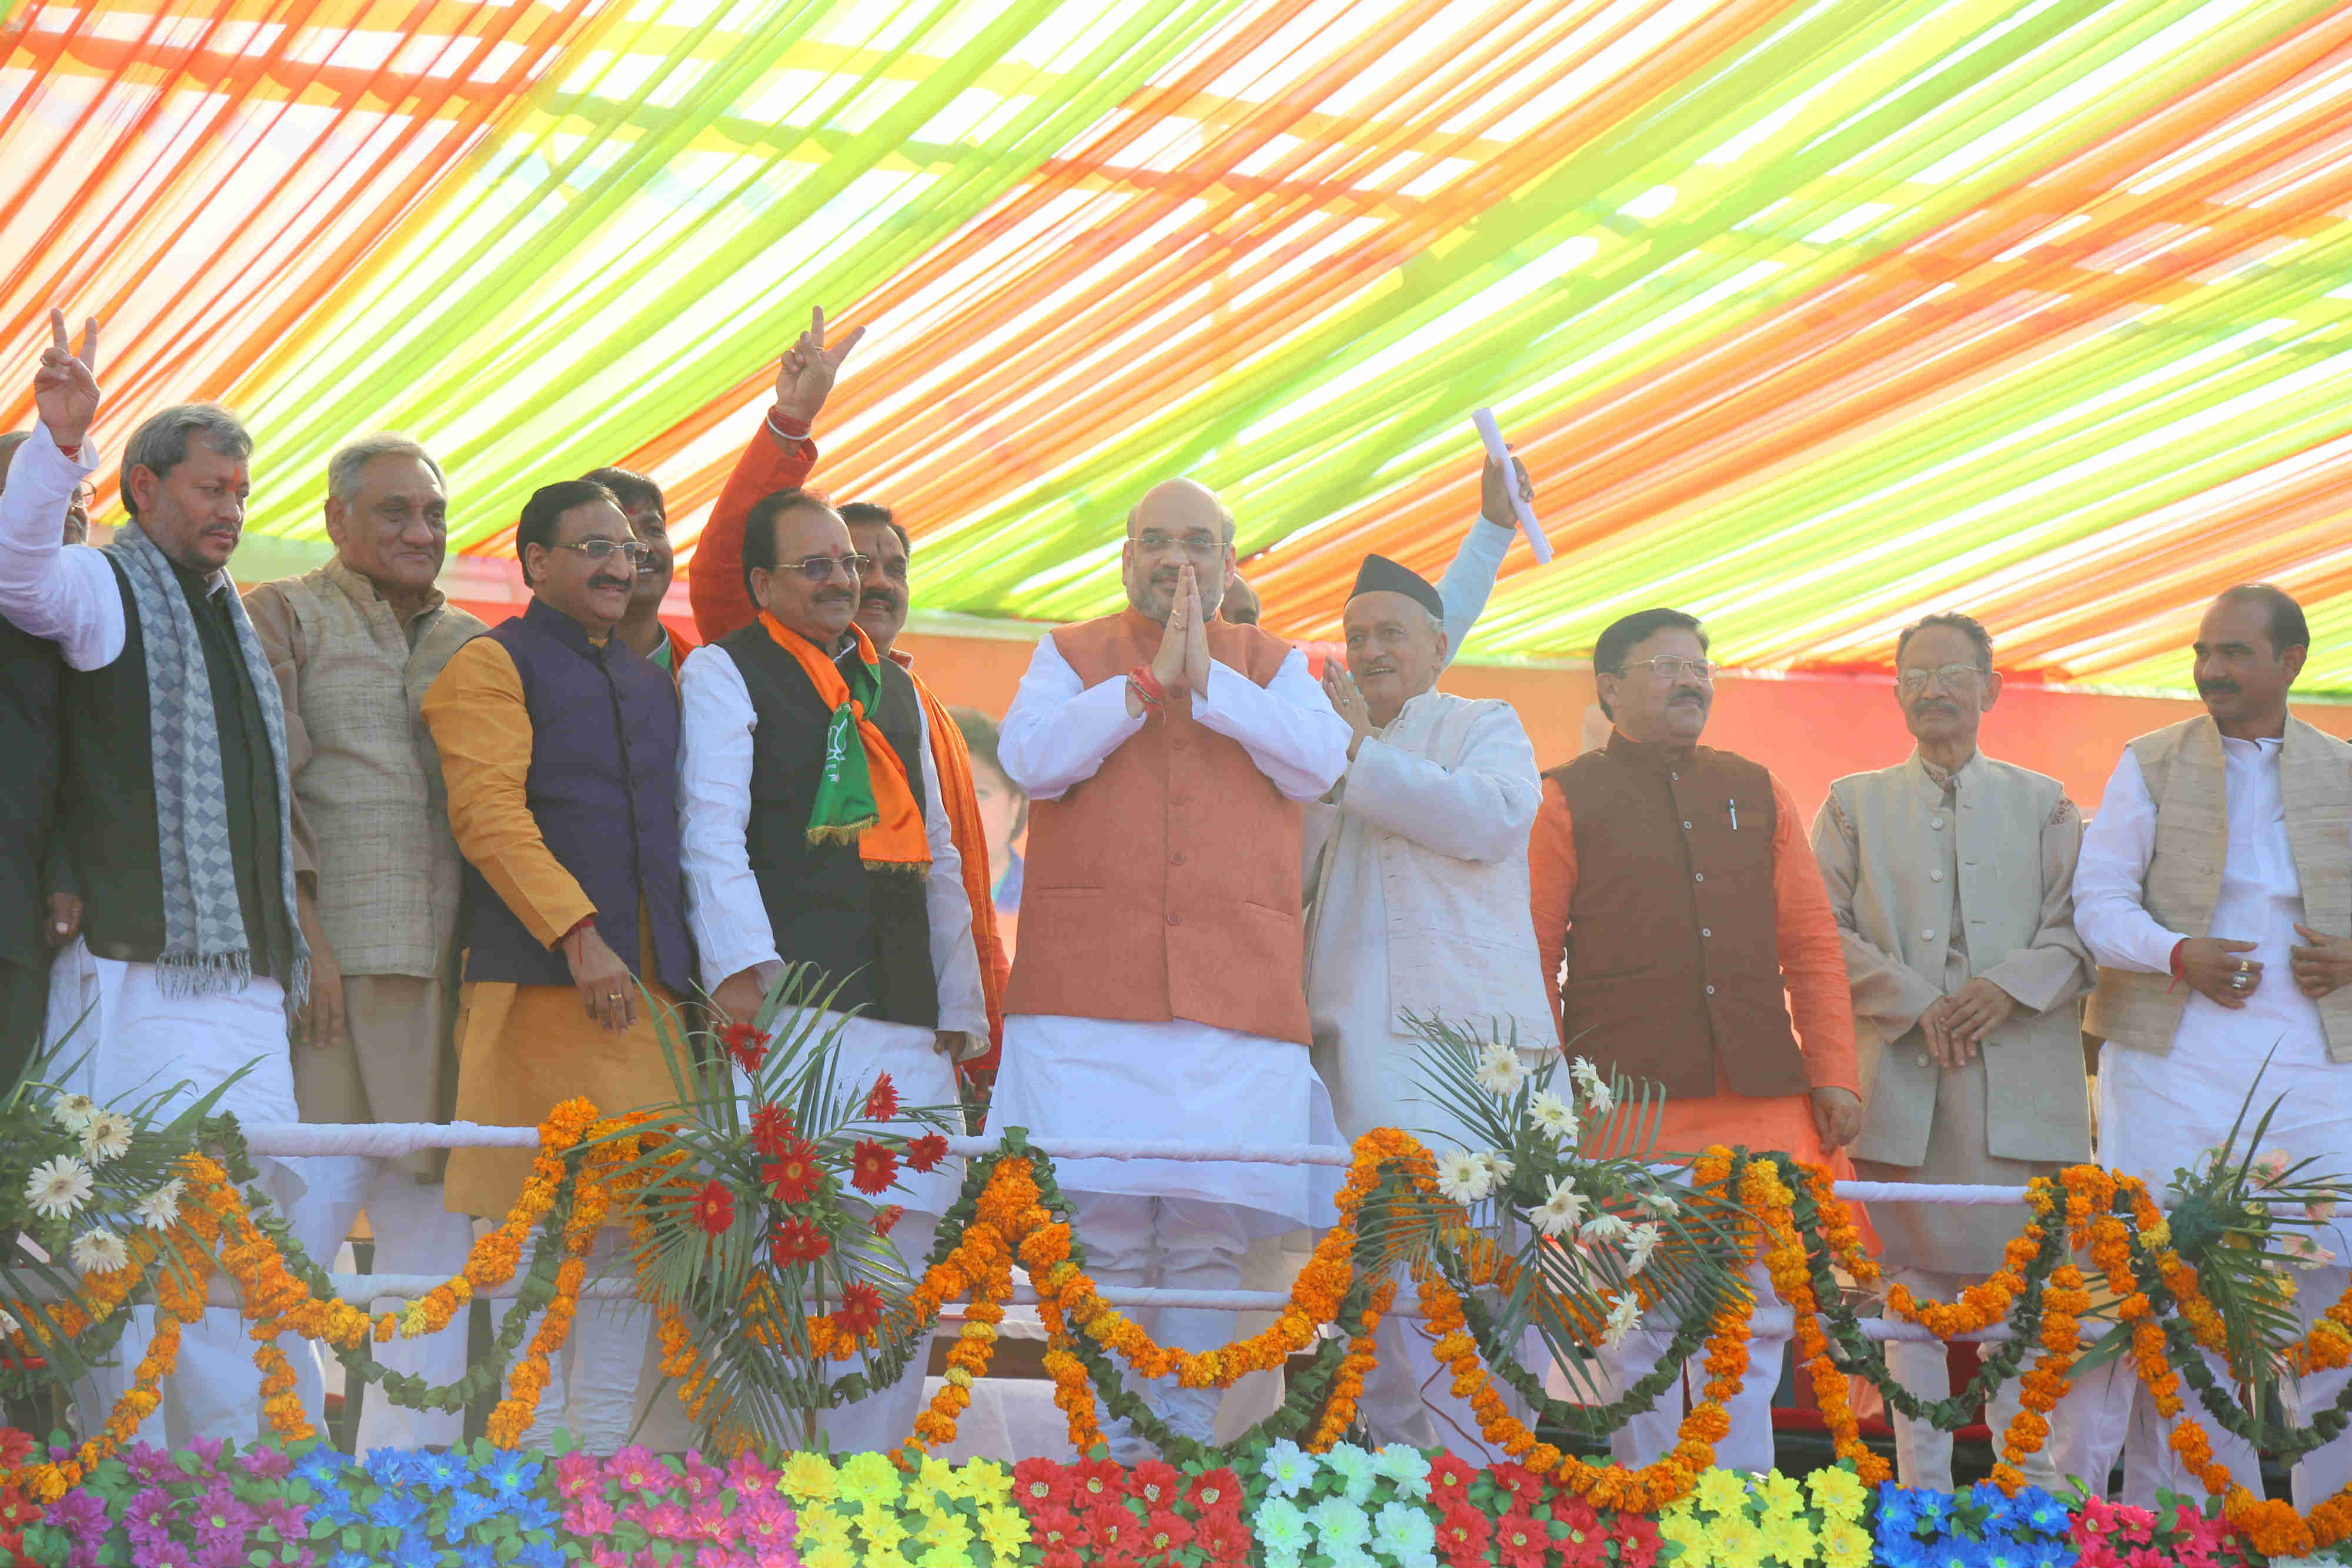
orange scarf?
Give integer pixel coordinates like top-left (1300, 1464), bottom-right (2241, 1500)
top-left (909, 673), bottom-right (1011, 1063)
top-left (759, 612), bottom-right (928, 873)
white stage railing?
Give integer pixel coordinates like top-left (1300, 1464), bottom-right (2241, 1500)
top-left (203, 1122), bottom-right (2040, 1342)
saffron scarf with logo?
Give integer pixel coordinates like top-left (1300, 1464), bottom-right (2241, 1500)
top-left (759, 610), bottom-right (928, 872)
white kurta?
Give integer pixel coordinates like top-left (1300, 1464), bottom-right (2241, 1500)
top-left (1302, 694), bottom-right (1545, 1148)
top-left (2075, 735), bottom-right (2352, 1507)
top-left (2074, 740), bottom-right (2352, 1249)
top-left (676, 641), bottom-right (987, 1216)
top-left (989, 636), bottom-right (1350, 1235)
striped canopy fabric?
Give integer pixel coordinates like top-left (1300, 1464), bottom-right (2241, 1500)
top-left (4, 0), bottom-right (2348, 693)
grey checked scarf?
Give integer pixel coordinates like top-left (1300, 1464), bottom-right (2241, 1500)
top-left (107, 524), bottom-right (308, 1007)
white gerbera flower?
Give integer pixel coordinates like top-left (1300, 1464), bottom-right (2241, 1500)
top-left (1638, 1189), bottom-right (1681, 1219)
top-left (1601, 1292), bottom-right (1643, 1349)
top-left (78, 1109), bottom-right (133, 1164)
top-left (1531, 1176), bottom-right (1586, 1238)
top-left (48, 1094), bottom-right (98, 1134)
top-left (0, 1306), bottom-right (18, 1337)
top-left (1434, 1150), bottom-right (1494, 1205)
top-left (1472, 1042), bottom-right (1526, 1098)
top-left (1528, 1090), bottom-right (1579, 1142)
top-left (1625, 1222), bottom-right (1663, 1277)
top-left (69, 1228), bottom-right (129, 1274)
top-left (1476, 1150), bottom-right (1514, 1192)
top-left (132, 1178), bottom-right (188, 1231)
top-left (1581, 1211), bottom-right (1632, 1246)
top-left (25, 1155), bottom-right (94, 1219)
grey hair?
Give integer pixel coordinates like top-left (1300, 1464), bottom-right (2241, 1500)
top-left (328, 434), bottom-right (443, 504)
top-left (119, 403), bottom-right (253, 519)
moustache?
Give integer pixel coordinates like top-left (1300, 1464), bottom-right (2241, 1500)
top-left (589, 573), bottom-right (633, 591)
top-left (1667, 687), bottom-right (1709, 704)
top-left (814, 587), bottom-right (856, 605)
top-left (860, 591), bottom-right (901, 610)
top-left (1913, 700), bottom-right (1957, 715)
top-left (2200, 682), bottom-right (2240, 697)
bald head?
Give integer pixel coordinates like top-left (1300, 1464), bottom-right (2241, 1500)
top-left (1122, 478), bottom-right (1236, 623)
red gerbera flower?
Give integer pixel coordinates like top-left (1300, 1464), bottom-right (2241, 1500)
top-left (871, 1205), bottom-right (904, 1238)
top-left (834, 1280), bottom-right (883, 1340)
top-left (1427, 1452), bottom-right (1478, 1504)
top-left (1128, 1459), bottom-right (1181, 1509)
top-left (1435, 1506), bottom-right (1489, 1559)
top-left (1490, 1460), bottom-right (1546, 1509)
top-left (1025, 1501), bottom-right (1079, 1546)
top-left (1612, 1512), bottom-right (1663, 1568)
top-left (720, 1021), bottom-right (769, 1073)
top-left (1013, 1457), bottom-right (1072, 1510)
top-left (762, 1137), bottom-right (821, 1204)
top-left (749, 1102), bottom-right (795, 1158)
top-left (1193, 1509), bottom-right (1249, 1566)
top-left (1494, 1509), bottom-right (1546, 1568)
top-left (906, 1132), bottom-right (950, 1173)
top-left (769, 1217), bottom-right (829, 1265)
top-left (1082, 1504), bottom-right (1134, 1554)
top-left (1070, 1458), bottom-right (1123, 1505)
top-left (850, 1139), bottom-right (900, 1195)
top-left (861, 1072), bottom-right (900, 1120)
top-left (689, 1181), bottom-right (734, 1236)
top-left (1184, 1467), bottom-right (1242, 1517)
top-left (1139, 1510), bottom-right (1192, 1556)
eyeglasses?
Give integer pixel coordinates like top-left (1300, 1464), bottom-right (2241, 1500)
top-left (1133, 530), bottom-right (1227, 559)
top-left (72, 482), bottom-right (96, 507)
top-left (554, 539), bottom-right (653, 566)
top-left (1619, 657), bottom-right (1718, 681)
top-left (782, 554), bottom-right (873, 583)
top-left (1898, 663), bottom-right (1986, 694)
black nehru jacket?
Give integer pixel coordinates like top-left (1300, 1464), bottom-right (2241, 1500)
top-left (717, 621), bottom-right (938, 1027)
top-left (53, 559), bottom-right (294, 981)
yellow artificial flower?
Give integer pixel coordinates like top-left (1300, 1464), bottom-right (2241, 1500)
top-left (918, 1512), bottom-right (975, 1555)
top-left (1758, 1512), bottom-right (1818, 1566)
top-left (838, 1450), bottom-right (903, 1505)
top-left (1806, 1465), bottom-right (1869, 1520)
top-left (1705, 1512), bottom-right (1765, 1564)
top-left (1658, 1507), bottom-right (1710, 1568)
top-left (780, 1452), bottom-right (840, 1503)
top-left (976, 1504), bottom-right (1030, 1557)
top-left (865, 1544), bottom-right (914, 1568)
top-left (1695, 1467), bottom-right (1750, 1516)
top-left (1756, 1469), bottom-right (1804, 1517)
top-left (858, 1504), bottom-right (910, 1550)
top-left (918, 1455), bottom-right (965, 1501)
top-left (800, 1539), bottom-right (856, 1568)
top-left (799, 1507), bottom-right (853, 1549)
top-left (961, 1459), bottom-right (1013, 1503)
top-left (1821, 1515), bottom-right (1875, 1568)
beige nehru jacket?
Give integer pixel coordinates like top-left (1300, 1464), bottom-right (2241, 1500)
top-left (1813, 752), bottom-right (2092, 1166)
top-left (2086, 714), bottom-right (2352, 1062)
top-left (244, 560), bottom-right (486, 978)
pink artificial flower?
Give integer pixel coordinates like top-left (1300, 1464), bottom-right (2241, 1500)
top-left (682, 1453), bottom-right (726, 1500)
top-left (690, 1496), bottom-right (733, 1543)
top-left (642, 1502), bottom-right (693, 1540)
top-left (566, 1496), bottom-right (619, 1536)
top-left (607, 1445), bottom-right (666, 1492)
top-left (554, 1451), bottom-right (606, 1499)
top-left (727, 1451), bottom-right (779, 1495)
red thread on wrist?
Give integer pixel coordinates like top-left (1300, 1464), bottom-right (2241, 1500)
top-left (766, 408), bottom-right (813, 442)
top-left (2167, 937), bottom-right (2187, 992)
top-left (1127, 666), bottom-right (1165, 709)
top-left (559, 915), bottom-right (596, 949)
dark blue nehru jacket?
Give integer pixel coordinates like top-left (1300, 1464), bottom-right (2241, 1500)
top-left (455, 597), bottom-right (693, 994)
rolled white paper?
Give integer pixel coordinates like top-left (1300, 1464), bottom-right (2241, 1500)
top-left (1471, 406), bottom-right (1552, 563)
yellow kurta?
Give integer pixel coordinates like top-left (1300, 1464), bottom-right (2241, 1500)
top-left (422, 636), bottom-right (684, 1218)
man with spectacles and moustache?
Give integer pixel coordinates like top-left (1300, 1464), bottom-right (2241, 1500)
top-left (1527, 607), bottom-right (1859, 1477)
top-left (420, 479), bottom-right (693, 1447)
top-left (990, 479), bottom-right (1353, 1458)
top-left (1810, 613), bottom-right (2094, 1492)
top-left (674, 487), bottom-right (987, 1448)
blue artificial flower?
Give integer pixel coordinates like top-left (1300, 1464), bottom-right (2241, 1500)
top-left (443, 1489), bottom-right (503, 1542)
top-left (1931, 1540), bottom-right (1992, 1568)
top-left (364, 1449), bottom-right (420, 1490)
top-left (307, 1481), bottom-right (359, 1527)
top-left (422, 1452), bottom-right (470, 1494)
top-left (2017, 1489), bottom-right (2072, 1537)
top-left (513, 1542), bottom-right (565, 1568)
top-left (1877, 1484), bottom-right (1926, 1537)
top-left (2025, 1538), bottom-right (2080, 1568)
top-left (456, 1545), bottom-right (495, 1568)
top-left (1882, 1535), bottom-right (1940, 1568)
top-left (292, 1448), bottom-right (349, 1489)
top-left (481, 1449), bottom-right (542, 1501)
top-left (1911, 1487), bottom-right (1956, 1532)
top-left (504, 1496), bottom-right (560, 1533)
top-left (368, 1491), bottom-right (428, 1533)
top-left (387, 1530), bottom-right (438, 1568)
top-left (329, 1553), bottom-right (371, 1568)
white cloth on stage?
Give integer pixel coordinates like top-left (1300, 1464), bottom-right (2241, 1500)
top-left (2074, 737), bottom-right (2352, 1506)
top-left (1880, 1265), bottom-right (2077, 1495)
top-left (47, 944), bottom-right (328, 1446)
